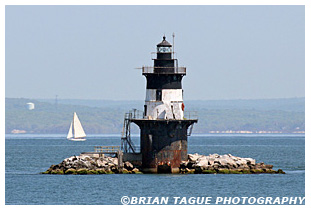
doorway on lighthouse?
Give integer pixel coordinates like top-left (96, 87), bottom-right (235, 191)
top-left (157, 164), bottom-right (171, 173)
top-left (156, 151), bottom-right (173, 173)
top-left (156, 89), bottom-right (162, 101)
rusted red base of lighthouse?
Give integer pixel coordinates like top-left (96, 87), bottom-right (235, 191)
top-left (131, 119), bottom-right (197, 173)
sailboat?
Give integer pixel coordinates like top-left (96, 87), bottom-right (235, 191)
top-left (67, 112), bottom-right (86, 141)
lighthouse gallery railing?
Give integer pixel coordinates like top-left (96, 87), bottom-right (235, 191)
top-left (125, 109), bottom-right (198, 120)
top-left (142, 66), bottom-right (186, 74)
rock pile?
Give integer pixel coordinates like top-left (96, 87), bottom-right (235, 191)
top-left (42, 155), bottom-right (142, 175)
top-left (180, 153), bottom-right (285, 174)
top-left (42, 153), bottom-right (285, 175)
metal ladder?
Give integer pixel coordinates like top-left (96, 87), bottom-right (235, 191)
top-left (121, 112), bottom-right (137, 153)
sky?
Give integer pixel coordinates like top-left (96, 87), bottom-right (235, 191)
top-left (5, 5), bottom-right (305, 100)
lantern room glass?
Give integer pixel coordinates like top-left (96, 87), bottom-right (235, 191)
top-left (157, 46), bottom-right (171, 53)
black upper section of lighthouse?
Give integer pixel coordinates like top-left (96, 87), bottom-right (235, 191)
top-left (143, 36), bottom-right (185, 89)
top-left (155, 36), bottom-right (173, 62)
top-left (154, 36), bottom-right (174, 69)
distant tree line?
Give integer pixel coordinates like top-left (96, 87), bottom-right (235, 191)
top-left (5, 98), bottom-right (305, 134)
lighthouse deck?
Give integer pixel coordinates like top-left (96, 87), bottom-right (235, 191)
top-left (129, 119), bottom-right (198, 123)
top-left (142, 66), bottom-right (186, 75)
top-left (124, 109), bottom-right (198, 121)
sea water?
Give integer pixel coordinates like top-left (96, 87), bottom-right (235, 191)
top-left (5, 134), bottom-right (305, 205)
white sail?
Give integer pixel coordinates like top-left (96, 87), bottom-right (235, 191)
top-left (67, 122), bottom-right (73, 139)
top-left (73, 112), bottom-right (86, 138)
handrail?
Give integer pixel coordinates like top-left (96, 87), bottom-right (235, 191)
top-left (94, 146), bottom-right (120, 153)
top-left (124, 109), bottom-right (198, 120)
top-left (124, 109), bottom-right (144, 120)
top-left (142, 66), bottom-right (186, 74)
top-left (183, 111), bottom-right (198, 120)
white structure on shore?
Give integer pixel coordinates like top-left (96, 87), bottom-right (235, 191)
top-left (26, 102), bottom-right (35, 110)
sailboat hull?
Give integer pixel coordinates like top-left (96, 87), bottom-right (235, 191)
top-left (67, 138), bottom-right (86, 141)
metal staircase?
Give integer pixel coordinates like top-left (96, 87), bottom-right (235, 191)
top-left (121, 112), bottom-right (137, 153)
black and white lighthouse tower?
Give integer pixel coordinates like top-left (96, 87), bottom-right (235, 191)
top-left (123, 36), bottom-right (198, 173)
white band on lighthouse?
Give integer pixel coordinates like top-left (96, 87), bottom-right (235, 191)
top-left (145, 89), bottom-right (183, 101)
top-left (145, 89), bottom-right (184, 120)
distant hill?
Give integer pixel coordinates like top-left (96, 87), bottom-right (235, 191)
top-left (5, 97), bottom-right (305, 134)
top-left (186, 98), bottom-right (305, 112)
top-left (38, 97), bottom-right (304, 112)
top-left (5, 98), bottom-right (130, 134)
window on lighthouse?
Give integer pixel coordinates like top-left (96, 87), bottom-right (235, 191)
top-left (156, 90), bottom-right (162, 101)
top-left (144, 105), bottom-right (147, 116)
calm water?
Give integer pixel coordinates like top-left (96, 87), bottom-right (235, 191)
top-left (5, 134), bottom-right (305, 205)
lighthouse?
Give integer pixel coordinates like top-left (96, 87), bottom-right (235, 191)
top-left (123, 36), bottom-right (198, 173)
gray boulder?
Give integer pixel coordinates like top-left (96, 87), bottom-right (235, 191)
top-left (188, 153), bottom-right (203, 162)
